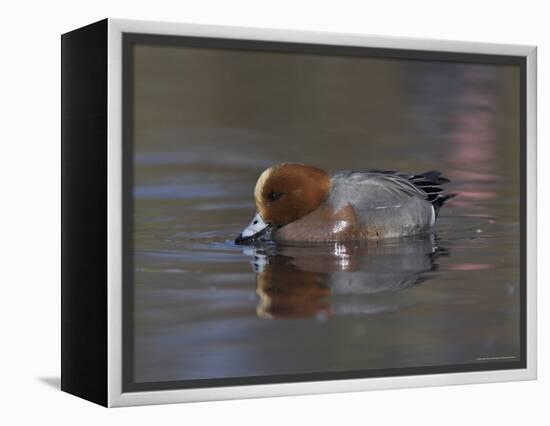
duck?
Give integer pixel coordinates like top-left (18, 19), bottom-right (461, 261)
top-left (235, 163), bottom-right (456, 244)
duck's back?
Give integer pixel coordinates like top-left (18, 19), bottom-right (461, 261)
top-left (273, 170), bottom-right (454, 242)
top-left (328, 171), bottom-right (427, 210)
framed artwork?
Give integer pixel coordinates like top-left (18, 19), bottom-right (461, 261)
top-left (61, 18), bottom-right (537, 407)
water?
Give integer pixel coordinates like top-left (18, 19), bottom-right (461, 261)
top-left (131, 45), bottom-right (521, 384)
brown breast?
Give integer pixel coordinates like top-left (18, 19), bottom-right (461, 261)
top-left (273, 204), bottom-right (383, 242)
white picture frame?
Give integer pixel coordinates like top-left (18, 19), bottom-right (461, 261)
top-left (61, 18), bottom-right (537, 407)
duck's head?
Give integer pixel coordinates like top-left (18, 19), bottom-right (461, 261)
top-left (235, 163), bottom-right (331, 244)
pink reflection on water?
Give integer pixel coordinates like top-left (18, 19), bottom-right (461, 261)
top-left (448, 263), bottom-right (495, 271)
top-left (447, 66), bottom-right (500, 211)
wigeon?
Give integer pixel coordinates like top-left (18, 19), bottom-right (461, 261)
top-left (235, 163), bottom-right (456, 244)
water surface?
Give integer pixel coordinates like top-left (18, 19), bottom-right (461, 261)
top-left (131, 46), bottom-right (521, 384)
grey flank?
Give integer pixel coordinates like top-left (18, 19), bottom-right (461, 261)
top-left (328, 171), bottom-right (439, 238)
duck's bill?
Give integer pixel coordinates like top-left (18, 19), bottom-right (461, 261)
top-left (235, 213), bottom-right (273, 245)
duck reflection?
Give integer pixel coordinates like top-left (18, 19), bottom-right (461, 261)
top-left (242, 235), bottom-right (445, 319)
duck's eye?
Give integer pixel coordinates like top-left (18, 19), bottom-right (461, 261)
top-left (267, 191), bottom-right (282, 202)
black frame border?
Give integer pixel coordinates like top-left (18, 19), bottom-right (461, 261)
top-left (122, 32), bottom-right (527, 393)
top-left (61, 19), bottom-right (109, 406)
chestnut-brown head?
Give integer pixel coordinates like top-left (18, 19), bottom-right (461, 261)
top-left (255, 163), bottom-right (331, 226)
top-left (235, 163), bottom-right (331, 244)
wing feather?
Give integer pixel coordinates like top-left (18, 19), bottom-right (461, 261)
top-left (329, 172), bottom-right (428, 211)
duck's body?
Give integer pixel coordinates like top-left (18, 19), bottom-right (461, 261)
top-left (236, 164), bottom-right (455, 244)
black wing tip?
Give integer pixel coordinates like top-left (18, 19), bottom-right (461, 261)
top-left (416, 171), bottom-right (456, 216)
top-left (366, 169), bottom-right (456, 213)
top-left (417, 170), bottom-right (450, 184)
top-left (410, 171), bottom-right (454, 208)
top-left (432, 193), bottom-right (458, 216)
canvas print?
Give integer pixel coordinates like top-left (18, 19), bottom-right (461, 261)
top-left (123, 35), bottom-right (524, 391)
